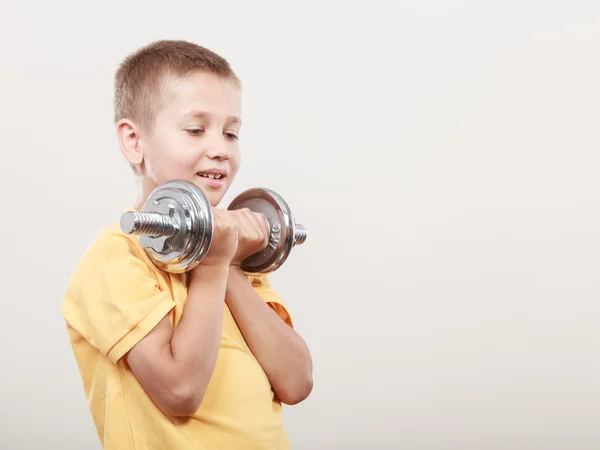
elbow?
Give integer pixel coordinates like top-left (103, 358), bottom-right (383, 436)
top-left (278, 373), bottom-right (314, 406)
top-left (160, 381), bottom-right (206, 417)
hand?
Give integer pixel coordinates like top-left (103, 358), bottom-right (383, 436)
top-left (228, 208), bottom-right (270, 267)
top-left (194, 209), bottom-right (239, 270)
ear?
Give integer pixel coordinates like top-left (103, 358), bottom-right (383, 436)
top-left (116, 119), bottom-right (144, 168)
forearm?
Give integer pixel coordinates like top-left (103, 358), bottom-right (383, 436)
top-left (126, 264), bottom-right (229, 416)
top-left (225, 267), bottom-right (313, 404)
top-left (169, 265), bottom-right (229, 402)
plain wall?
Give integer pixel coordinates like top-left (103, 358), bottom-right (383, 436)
top-left (1, 1), bottom-right (599, 449)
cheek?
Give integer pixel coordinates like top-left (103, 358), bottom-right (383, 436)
top-left (159, 157), bottom-right (196, 183)
top-left (173, 155), bottom-right (197, 172)
top-left (147, 141), bottom-right (196, 179)
top-left (230, 149), bottom-right (242, 175)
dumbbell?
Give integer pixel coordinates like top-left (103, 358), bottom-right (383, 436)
top-left (119, 180), bottom-right (306, 274)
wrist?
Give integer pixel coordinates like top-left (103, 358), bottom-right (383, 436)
top-left (227, 265), bottom-right (247, 278)
top-left (189, 264), bottom-right (230, 283)
top-left (226, 265), bottom-right (251, 289)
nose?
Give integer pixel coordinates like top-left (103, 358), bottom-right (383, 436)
top-left (205, 138), bottom-right (231, 161)
top-left (206, 144), bottom-right (231, 161)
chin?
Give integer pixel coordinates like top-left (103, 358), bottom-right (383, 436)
top-left (205, 190), bottom-right (226, 207)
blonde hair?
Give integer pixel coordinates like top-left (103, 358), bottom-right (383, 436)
top-left (113, 39), bottom-right (240, 131)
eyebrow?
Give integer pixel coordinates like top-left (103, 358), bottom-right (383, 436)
top-left (185, 110), bottom-right (242, 126)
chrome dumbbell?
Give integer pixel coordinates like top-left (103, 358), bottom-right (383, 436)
top-left (119, 180), bottom-right (306, 274)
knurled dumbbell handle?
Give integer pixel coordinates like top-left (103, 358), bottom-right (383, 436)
top-left (120, 211), bottom-right (179, 237)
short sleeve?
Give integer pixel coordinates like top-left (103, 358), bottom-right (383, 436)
top-left (62, 230), bottom-right (176, 363)
top-left (248, 274), bottom-right (294, 328)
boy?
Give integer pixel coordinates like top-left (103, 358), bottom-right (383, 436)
top-left (62, 40), bottom-right (313, 450)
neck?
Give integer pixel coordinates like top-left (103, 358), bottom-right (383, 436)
top-left (134, 176), bottom-right (156, 211)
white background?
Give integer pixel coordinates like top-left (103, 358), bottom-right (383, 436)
top-left (1, 1), bottom-right (599, 449)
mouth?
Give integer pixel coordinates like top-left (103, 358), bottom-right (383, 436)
top-left (198, 173), bottom-right (224, 180)
top-left (196, 169), bottom-right (227, 188)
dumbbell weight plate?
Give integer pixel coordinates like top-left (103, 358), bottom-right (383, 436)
top-left (227, 188), bottom-right (297, 274)
top-left (140, 180), bottom-right (214, 273)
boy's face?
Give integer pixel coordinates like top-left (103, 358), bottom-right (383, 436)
top-left (122, 70), bottom-right (242, 207)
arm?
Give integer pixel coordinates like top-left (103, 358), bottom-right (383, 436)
top-left (125, 265), bottom-right (229, 416)
top-left (125, 210), bottom-right (238, 416)
top-left (225, 267), bottom-right (313, 405)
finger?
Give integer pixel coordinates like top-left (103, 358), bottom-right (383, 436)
top-left (246, 210), bottom-right (269, 247)
top-left (255, 212), bottom-right (269, 235)
top-left (240, 209), bottom-right (265, 233)
top-left (214, 210), bottom-right (237, 236)
top-left (240, 209), bottom-right (264, 239)
top-left (234, 209), bottom-right (255, 240)
top-left (243, 210), bottom-right (268, 251)
top-left (248, 210), bottom-right (265, 243)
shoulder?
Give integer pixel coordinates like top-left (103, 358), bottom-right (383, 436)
top-left (76, 223), bottom-right (145, 268)
top-left (62, 222), bottom-right (176, 360)
top-left (63, 221), bottom-right (166, 314)
top-left (67, 222), bottom-right (155, 288)
top-left (89, 222), bottom-right (144, 257)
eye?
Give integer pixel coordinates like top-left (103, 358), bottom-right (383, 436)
top-left (187, 128), bottom-right (204, 136)
top-left (224, 131), bottom-right (239, 141)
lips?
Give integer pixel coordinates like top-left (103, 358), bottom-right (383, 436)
top-left (196, 169), bottom-right (227, 188)
top-left (198, 173), bottom-right (223, 180)
top-left (197, 168), bottom-right (227, 178)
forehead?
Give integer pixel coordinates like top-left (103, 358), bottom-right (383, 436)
top-left (161, 71), bottom-right (241, 119)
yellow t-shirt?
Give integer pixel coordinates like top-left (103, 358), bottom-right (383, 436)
top-left (62, 222), bottom-right (293, 450)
